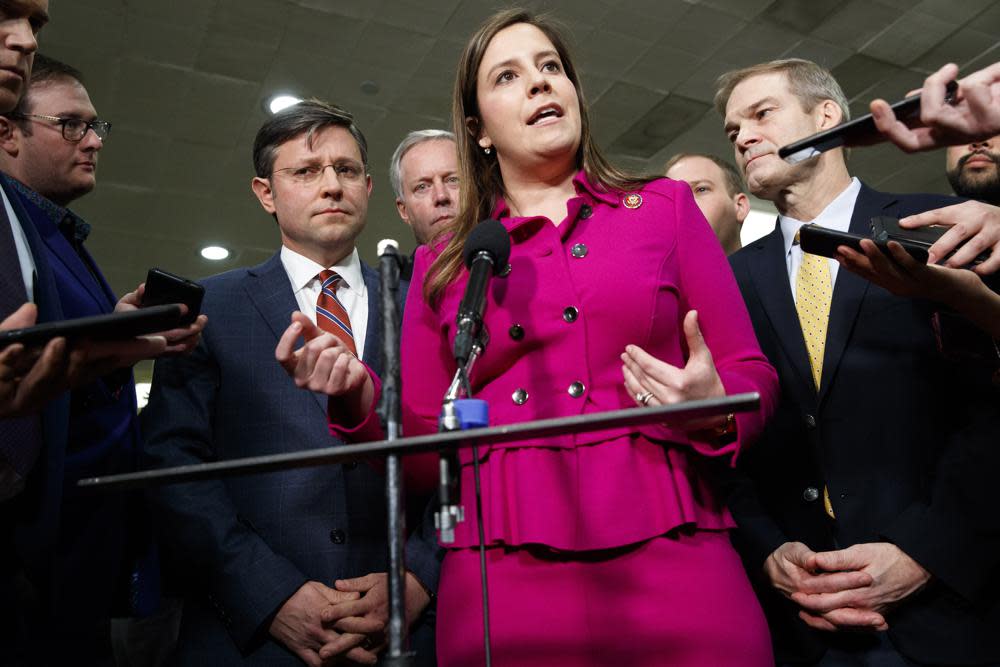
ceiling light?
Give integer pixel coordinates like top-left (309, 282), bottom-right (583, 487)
top-left (266, 94), bottom-right (302, 114)
top-left (200, 245), bottom-right (230, 261)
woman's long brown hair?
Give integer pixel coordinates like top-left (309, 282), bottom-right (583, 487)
top-left (424, 8), bottom-right (653, 303)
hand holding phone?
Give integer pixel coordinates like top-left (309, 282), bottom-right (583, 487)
top-left (140, 268), bottom-right (205, 325)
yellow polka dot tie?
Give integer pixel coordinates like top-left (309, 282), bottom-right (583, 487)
top-left (795, 246), bottom-right (832, 391)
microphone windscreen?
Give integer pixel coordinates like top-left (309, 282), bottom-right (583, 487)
top-left (377, 238), bottom-right (400, 255)
top-left (462, 219), bottom-right (511, 272)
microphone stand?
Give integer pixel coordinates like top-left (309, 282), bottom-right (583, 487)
top-left (435, 335), bottom-right (493, 667)
top-left (376, 242), bottom-right (412, 666)
top-left (435, 339), bottom-right (483, 543)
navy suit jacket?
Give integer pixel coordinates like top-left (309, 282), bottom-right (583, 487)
top-left (726, 184), bottom-right (1000, 665)
top-left (142, 252), bottom-right (437, 665)
top-left (1, 174), bottom-right (150, 661)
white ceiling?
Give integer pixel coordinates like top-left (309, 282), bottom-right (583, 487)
top-left (38, 0), bottom-right (1000, 296)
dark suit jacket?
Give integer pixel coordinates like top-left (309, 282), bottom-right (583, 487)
top-left (1, 174), bottom-right (150, 663)
top-left (726, 184), bottom-right (1000, 665)
top-left (142, 252), bottom-right (437, 665)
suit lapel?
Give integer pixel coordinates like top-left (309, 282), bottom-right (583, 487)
top-left (360, 262), bottom-right (384, 379)
top-left (244, 253), bottom-right (329, 415)
top-left (748, 227), bottom-right (816, 397)
top-left (818, 184), bottom-right (890, 403)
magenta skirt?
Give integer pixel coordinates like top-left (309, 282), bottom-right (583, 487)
top-left (436, 530), bottom-right (772, 667)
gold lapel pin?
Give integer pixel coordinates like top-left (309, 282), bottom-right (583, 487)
top-left (623, 193), bottom-right (643, 209)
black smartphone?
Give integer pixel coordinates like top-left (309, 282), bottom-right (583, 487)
top-left (141, 268), bottom-right (204, 325)
top-left (800, 221), bottom-right (932, 262)
top-left (871, 216), bottom-right (990, 267)
top-left (0, 304), bottom-right (183, 349)
top-left (798, 224), bottom-right (867, 258)
top-left (778, 81), bottom-right (958, 163)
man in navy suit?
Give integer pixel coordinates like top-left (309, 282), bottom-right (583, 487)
top-left (0, 52), bottom-right (205, 663)
top-left (142, 100), bottom-right (438, 666)
top-left (716, 59), bottom-right (1000, 666)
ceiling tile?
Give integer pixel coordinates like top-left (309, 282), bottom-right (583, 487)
top-left (576, 28), bottom-right (651, 78)
top-left (41, 5), bottom-right (125, 57)
top-left (588, 81), bottom-right (665, 134)
top-left (913, 27), bottom-right (1000, 72)
top-left (914, 0), bottom-right (996, 24)
top-left (831, 54), bottom-right (904, 100)
top-left (700, 0), bottom-right (774, 21)
top-left (280, 6), bottom-right (365, 60)
top-left (655, 4), bottom-right (745, 57)
top-left (782, 38), bottom-right (853, 70)
top-left (609, 94), bottom-right (711, 159)
top-left (713, 18), bottom-right (803, 65)
top-left (623, 43), bottom-right (705, 92)
top-left (356, 22), bottom-right (437, 75)
top-left (760, 0), bottom-right (841, 33)
top-left (368, 0), bottom-right (461, 36)
top-left (671, 57), bottom-right (743, 106)
top-left (860, 11), bottom-right (959, 67)
top-left (207, 0), bottom-right (289, 49)
top-left (122, 16), bottom-right (205, 70)
top-left (810, 0), bottom-right (902, 51)
top-left (195, 32), bottom-right (277, 83)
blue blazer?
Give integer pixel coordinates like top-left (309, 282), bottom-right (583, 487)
top-left (725, 184), bottom-right (1000, 665)
top-left (2, 174), bottom-right (149, 660)
top-left (142, 252), bottom-right (436, 665)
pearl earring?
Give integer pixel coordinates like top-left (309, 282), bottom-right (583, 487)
top-left (484, 146), bottom-right (492, 155)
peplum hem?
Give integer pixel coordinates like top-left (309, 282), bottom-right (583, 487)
top-left (447, 433), bottom-right (735, 551)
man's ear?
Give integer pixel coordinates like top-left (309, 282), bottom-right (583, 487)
top-left (251, 176), bottom-right (276, 215)
top-left (815, 99), bottom-right (843, 131)
top-left (733, 192), bottom-right (750, 224)
top-left (0, 116), bottom-right (21, 157)
top-left (396, 198), bottom-right (411, 226)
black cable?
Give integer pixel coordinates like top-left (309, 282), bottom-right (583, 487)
top-left (459, 364), bottom-right (492, 666)
top-left (471, 444), bottom-right (491, 667)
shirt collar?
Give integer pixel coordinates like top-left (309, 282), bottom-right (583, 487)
top-left (5, 175), bottom-right (91, 243)
top-left (280, 245), bottom-right (365, 296)
top-left (779, 177), bottom-right (861, 256)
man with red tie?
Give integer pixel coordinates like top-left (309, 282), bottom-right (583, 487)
top-left (141, 99), bottom-right (437, 666)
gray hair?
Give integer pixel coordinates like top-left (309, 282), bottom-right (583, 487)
top-left (714, 58), bottom-right (850, 123)
top-left (389, 129), bottom-right (457, 200)
top-left (252, 99), bottom-right (368, 177)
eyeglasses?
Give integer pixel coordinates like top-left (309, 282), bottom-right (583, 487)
top-left (11, 113), bottom-right (112, 142)
top-left (272, 162), bottom-right (366, 185)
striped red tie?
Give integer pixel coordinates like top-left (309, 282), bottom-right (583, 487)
top-left (315, 270), bottom-right (357, 356)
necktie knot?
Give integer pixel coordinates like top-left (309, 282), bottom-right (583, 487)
top-left (318, 269), bottom-right (342, 289)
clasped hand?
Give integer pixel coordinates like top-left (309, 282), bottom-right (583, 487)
top-left (765, 541), bottom-right (930, 633)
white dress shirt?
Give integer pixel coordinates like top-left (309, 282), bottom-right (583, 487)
top-left (280, 245), bottom-right (368, 356)
top-left (778, 177), bottom-right (862, 302)
top-left (4, 186), bottom-right (35, 302)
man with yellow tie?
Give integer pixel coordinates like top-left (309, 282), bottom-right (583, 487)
top-left (716, 59), bottom-right (1000, 667)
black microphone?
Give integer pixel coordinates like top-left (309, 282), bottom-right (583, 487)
top-left (453, 219), bottom-right (511, 365)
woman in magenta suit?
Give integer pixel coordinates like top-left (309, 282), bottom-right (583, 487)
top-left (282, 9), bottom-right (779, 666)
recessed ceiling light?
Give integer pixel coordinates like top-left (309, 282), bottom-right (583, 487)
top-left (200, 245), bottom-right (230, 261)
top-left (266, 94), bottom-right (302, 114)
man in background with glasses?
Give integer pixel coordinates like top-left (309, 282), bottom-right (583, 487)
top-left (0, 53), bottom-right (205, 664)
